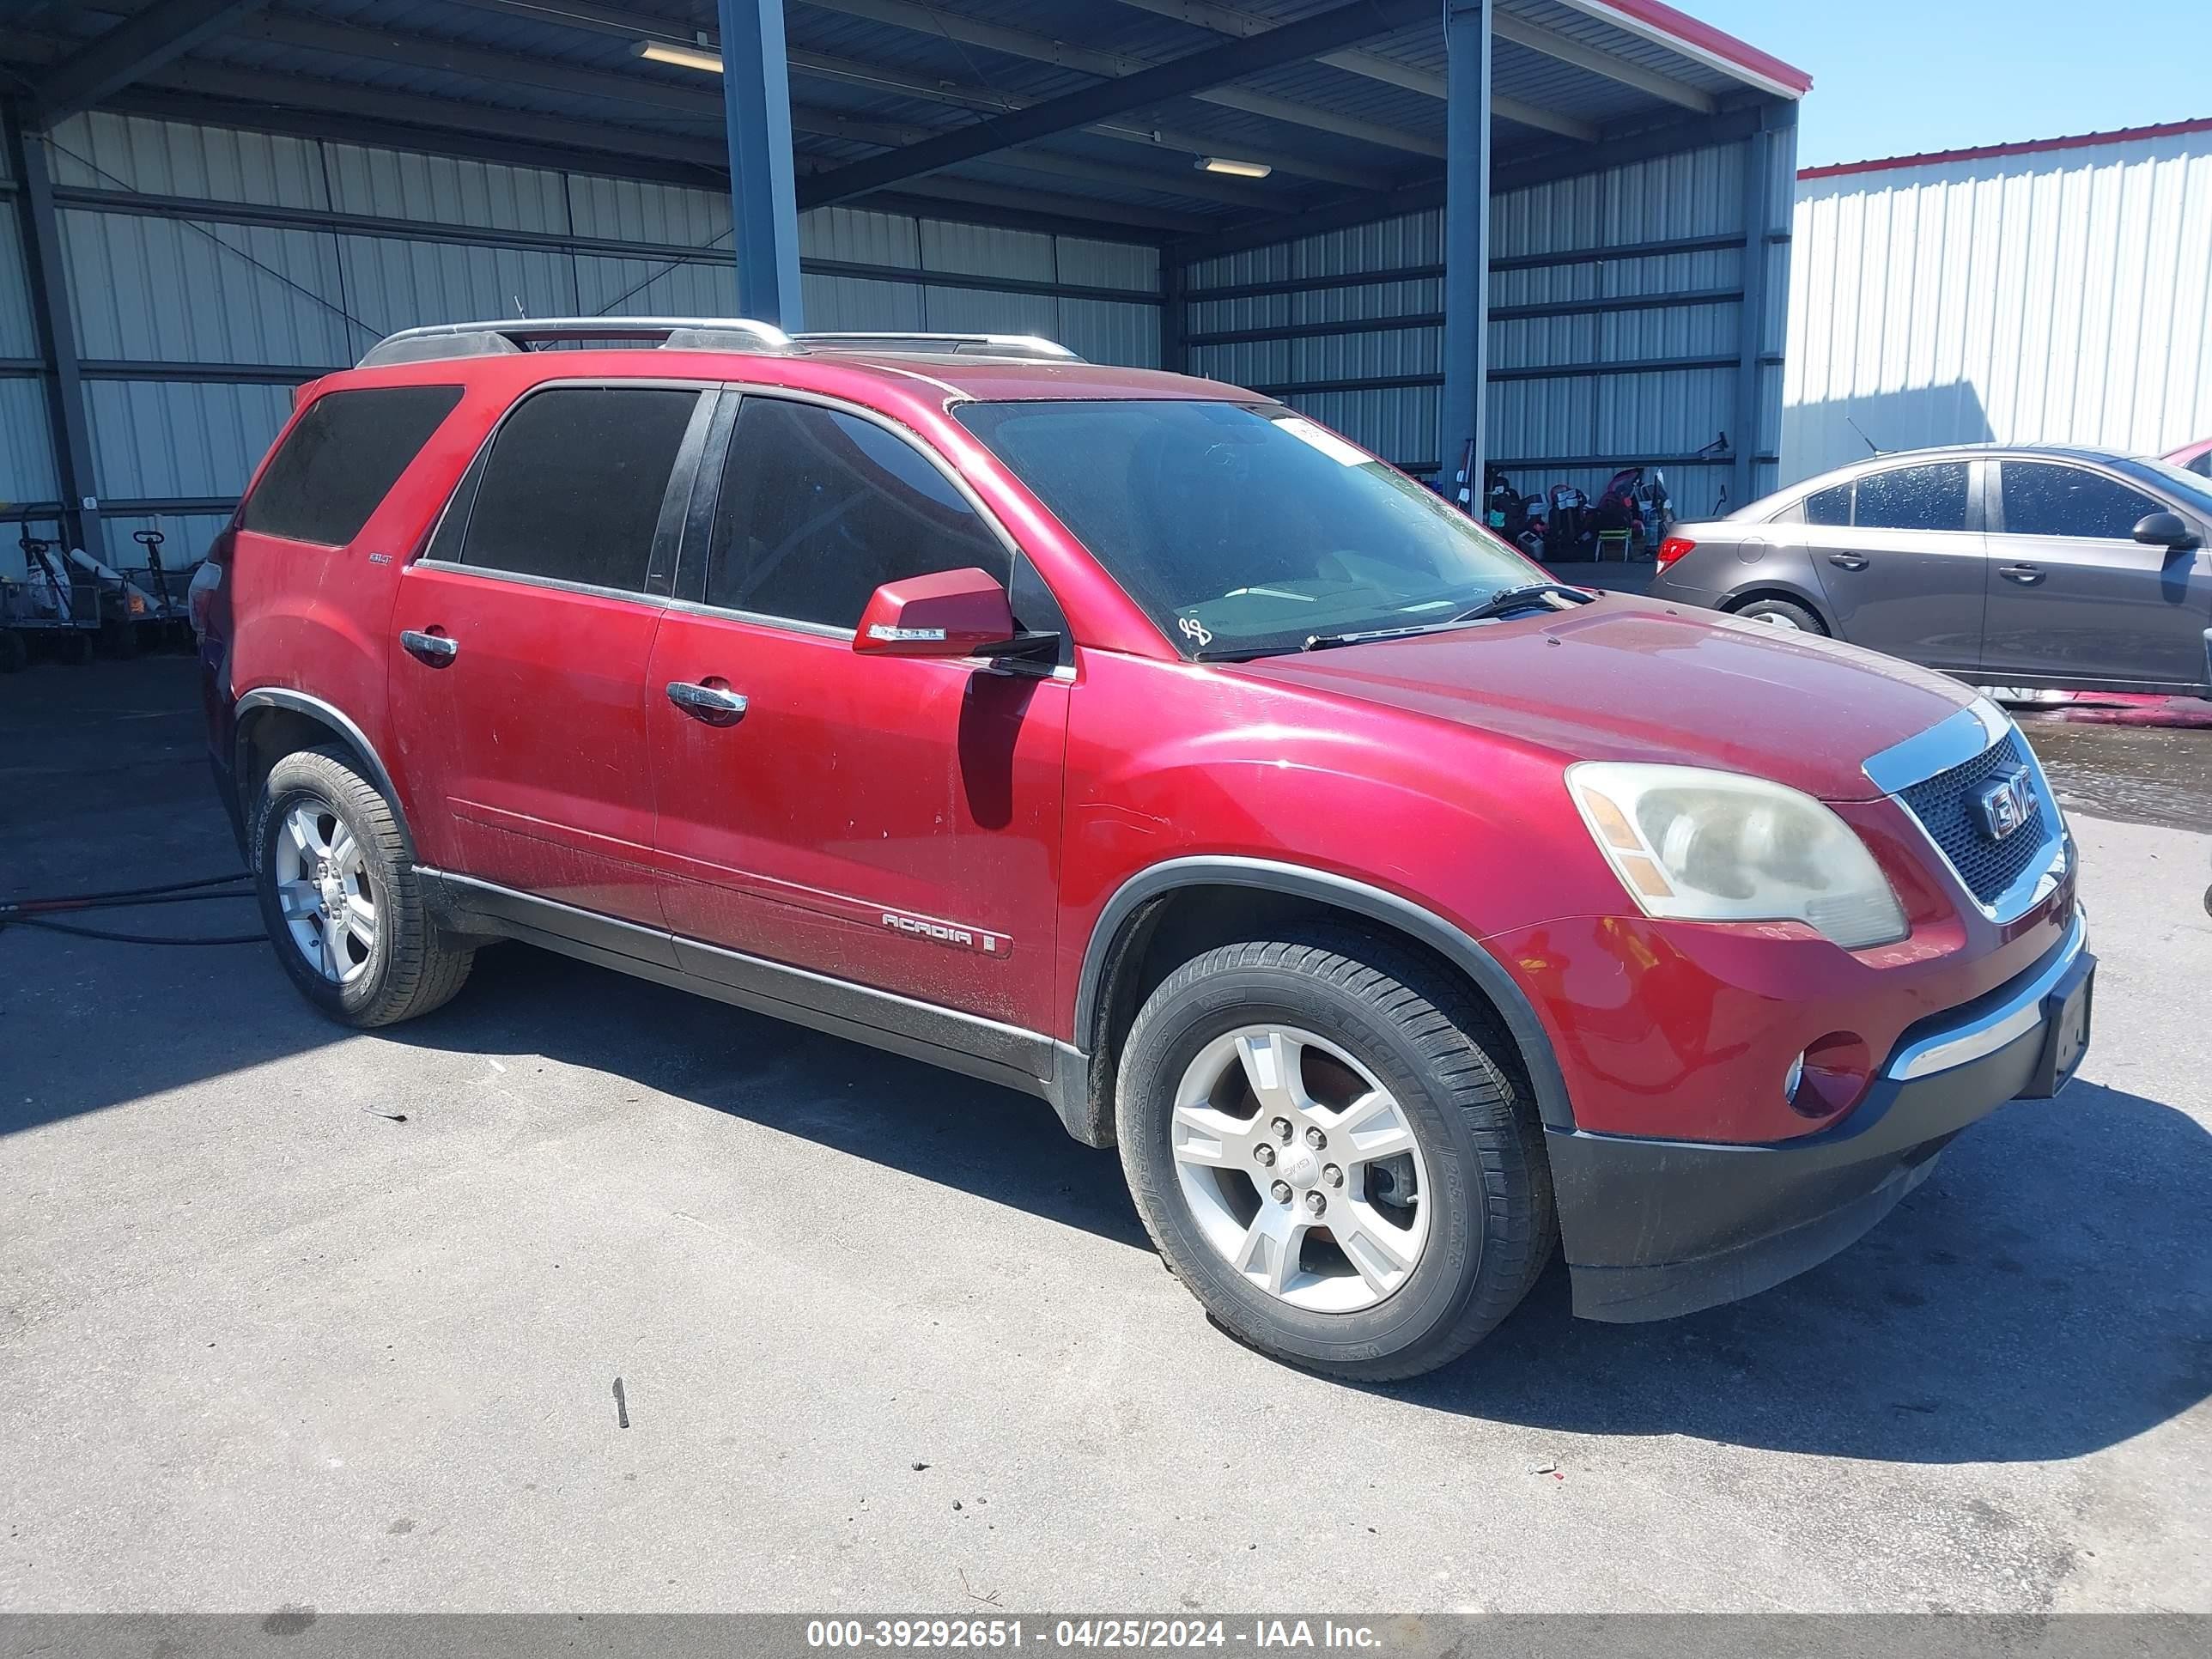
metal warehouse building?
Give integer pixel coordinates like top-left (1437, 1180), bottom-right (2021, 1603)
top-left (1, 2), bottom-right (1809, 581)
top-left (1784, 117), bottom-right (2212, 483)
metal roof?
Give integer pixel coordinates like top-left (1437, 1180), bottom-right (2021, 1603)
top-left (3, 2), bottom-right (1810, 246)
top-left (1801, 115), bottom-right (2212, 182)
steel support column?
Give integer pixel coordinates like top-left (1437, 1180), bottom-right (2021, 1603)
top-left (1731, 101), bottom-right (1794, 509)
top-left (3, 103), bottom-right (102, 558)
top-left (1159, 257), bottom-right (1186, 374)
top-left (715, 0), bottom-right (803, 328)
top-left (1439, 0), bottom-right (1492, 506)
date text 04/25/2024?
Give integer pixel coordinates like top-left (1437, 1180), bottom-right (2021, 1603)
top-left (805, 1620), bottom-right (1386, 1650)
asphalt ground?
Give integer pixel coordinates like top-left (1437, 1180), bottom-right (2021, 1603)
top-left (2, 654), bottom-right (2207, 1614)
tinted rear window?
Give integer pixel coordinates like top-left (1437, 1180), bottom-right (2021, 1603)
top-left (240, 386), bottom-right (464, 545)
top-left (458, 386), bottom-right (701, 592)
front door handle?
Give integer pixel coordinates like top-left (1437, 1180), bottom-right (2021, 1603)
top-left (1828, 553), bottom-right (1869, 571)
top-left (1998, 564), bottom-right (2045, 585)
top-left (399, 628), bottom-right (459, 665)
top-left (666, 680), bottom-right (748, 726)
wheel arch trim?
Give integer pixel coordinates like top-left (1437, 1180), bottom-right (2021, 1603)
top-left (234, 688), bottom-right (412, 846)
top-left (1717, 580), bottom-right (1832, 624)
top-left (1074, 856), bottom-right (1577, 1130)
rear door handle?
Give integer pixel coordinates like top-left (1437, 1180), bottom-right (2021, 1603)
top-left (1998, 565), bottom-right (2045, 585)
top-left (666, 680), bottom-right (748, 726)
top-left (399, 628), bottom-right (459, 665)
top-left (1828, 553), bottom-right (1869, 571)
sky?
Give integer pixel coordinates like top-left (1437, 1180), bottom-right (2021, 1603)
top-left (1682, 1), bottom-right (2205, 169)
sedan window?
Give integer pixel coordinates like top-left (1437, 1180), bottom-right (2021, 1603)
top-left (1854, 463), bottom-right (1971, 532)
top-left (2002, 463), bottom-right (2160, 540)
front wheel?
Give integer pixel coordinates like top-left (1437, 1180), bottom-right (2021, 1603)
top-left (1115, 927), bottom-right (1555, 1381)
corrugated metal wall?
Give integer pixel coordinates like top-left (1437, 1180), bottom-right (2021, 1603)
top-left (0, 112), bottom-right (1160, 579)
top-left (1179, 132), bottom-right (1796, 520)
top-left (1784, 129), bottom-right (2212, 483)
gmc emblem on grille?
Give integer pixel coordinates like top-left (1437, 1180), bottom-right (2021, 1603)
top-left (1975, 766), bottom-right (2036, 842)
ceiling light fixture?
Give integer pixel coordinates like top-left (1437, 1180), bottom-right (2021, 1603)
top-left (635, 39), bottom-right (724, 74)
top-left (1197, 156), bottom-right (1272, 179)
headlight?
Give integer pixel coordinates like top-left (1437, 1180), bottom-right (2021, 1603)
top-left (1566, 763), bottom-right (1909, 950)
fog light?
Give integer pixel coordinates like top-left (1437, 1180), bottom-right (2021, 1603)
top-left (1784, 1051), bottom-right (1807, 1104)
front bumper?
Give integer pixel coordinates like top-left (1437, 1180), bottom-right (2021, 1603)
top-left (1550, 910), bottom-right (2094, 1322)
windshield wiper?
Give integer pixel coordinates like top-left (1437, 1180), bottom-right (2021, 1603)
top-left (1448, 582), bottom-right (1595, 625)
top-left (1297, 585), bottom-right (1596, 653)
top-left (1298, 621), bottom-right (1468, 653)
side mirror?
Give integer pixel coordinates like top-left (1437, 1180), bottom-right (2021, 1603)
top-left (854, 566), bottom-right (1016, 657)
top-left (2133, 511), bottom-right (2201, 550)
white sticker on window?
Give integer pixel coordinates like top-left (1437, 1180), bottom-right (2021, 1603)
top-left (1273, 416), bottom-right (1373, 468)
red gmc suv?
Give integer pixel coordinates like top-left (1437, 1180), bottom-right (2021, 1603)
top-left (198, 318), bottom-right (2094, 1379)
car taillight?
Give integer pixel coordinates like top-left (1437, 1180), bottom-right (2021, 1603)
top-left (187, 558), bottom-right (224, 642)
top-left (1656, 536), bottom-right (1697, 569)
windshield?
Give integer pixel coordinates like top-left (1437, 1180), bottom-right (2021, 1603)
top-left (2113, 453), bottom-right (2212, 514)
top-left (955, 399), bottom-right (1538, 659)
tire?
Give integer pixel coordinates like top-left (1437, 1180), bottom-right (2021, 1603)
top-left (1733, 597), bottom-right (1826, 635)
top-left (100, 614), bottom-right (141, 659)
top-left (251, 744), bottom-right (473, 1028)
top-left (1116, 925), bottom-right (1556, 1381)
top-left (61, 631), bottom-right (94, 665)
top-left (0, 631), bottom-right (25, 674)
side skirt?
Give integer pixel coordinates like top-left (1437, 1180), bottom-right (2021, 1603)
top-left (422, 868), bottom-right (1098, 1137)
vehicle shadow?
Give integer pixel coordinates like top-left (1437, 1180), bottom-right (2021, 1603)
top-left (1407, 1079), bottom-right (2212, 1463)
top-left (398, 943), bottom-right (1151, 1250)
top-left (405, 948), bottom-right (2212, 1465)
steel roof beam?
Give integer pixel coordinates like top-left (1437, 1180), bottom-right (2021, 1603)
top-left (1491, 12), bottom-right (1715, 115)
top-left (446, 1), bottom-right (1421, 174)
top-left (30, 0), bottom-right (267, 128)
top-left (797, 0), bottom-right (1432, 209)
top-left (1105, 0), bottom-right (1593, 143)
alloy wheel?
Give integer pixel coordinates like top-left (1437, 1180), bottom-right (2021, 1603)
top-left (271, 801), bottom-right (377, 984)
top-left (1170, 1024), bottom-right (1432, 1313)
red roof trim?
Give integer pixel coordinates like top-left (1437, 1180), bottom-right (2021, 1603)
top-left (1801, 116), bottom-right (2212, 180)
top-left (1573, 1), bottom-right (1814, 98)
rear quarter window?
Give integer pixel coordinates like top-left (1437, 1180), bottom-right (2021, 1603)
top-left (240, 385), bottom-right (465, 546)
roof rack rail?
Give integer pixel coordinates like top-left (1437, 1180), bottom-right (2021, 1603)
top-left (356, 317), bottom-right (795, 368)
top-left (792, 331), bottom-right (1083, 362)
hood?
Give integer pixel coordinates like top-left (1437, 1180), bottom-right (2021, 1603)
top-left (1231, 595), bottom-right (1979, 802)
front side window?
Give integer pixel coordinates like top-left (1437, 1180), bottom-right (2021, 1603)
top-left (955, 400), bottom-right (1532, 659)
top-left (705, 398), bottom-right (1010, 628)
top-left (1853, 463), bottom-right (1970, 532)
top-left (456, 386), bottom-right (701, 592)
top-left (241, 385), bottom-right (463, 546)
top-left (2001, 463), bottom-right (2160, 541)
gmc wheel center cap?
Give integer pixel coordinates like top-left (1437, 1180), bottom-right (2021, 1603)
top-left (1279, 1145), bottom-right (1322, 1189)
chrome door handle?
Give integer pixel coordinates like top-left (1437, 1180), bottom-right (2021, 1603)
top-left (1998, 565), bottom-right (2045, 585)
top-left (1828, 553), bottom-right (1869, 571)
top-left (399, 629), bottom-right (459, 665)
top-left (666, 680), bottom-right (748, 725)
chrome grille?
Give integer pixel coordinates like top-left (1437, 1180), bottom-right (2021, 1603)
top-left (1895, 732), bottom-right (2052, 907)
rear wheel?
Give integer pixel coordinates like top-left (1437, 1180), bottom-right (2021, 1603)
top-left (1733, 597), bottom-right (1826, 634)
top-left (252, 746), bottom-right (473, 1028)
top-left (1115, 927), bottom-right (1555, 1381)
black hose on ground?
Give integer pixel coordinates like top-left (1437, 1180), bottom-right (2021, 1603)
top-left (0, 871), bottom-right (262, 947)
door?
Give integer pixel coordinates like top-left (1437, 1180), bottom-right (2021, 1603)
top-left (1983, 459), bottom-right (2212, 690)
top-left (1796, 459), bottom-right (1988, 668)
top-left (386, 382), bottom-right (713, 924)
top-left (647, 392), bottom-right (1070, 1035)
